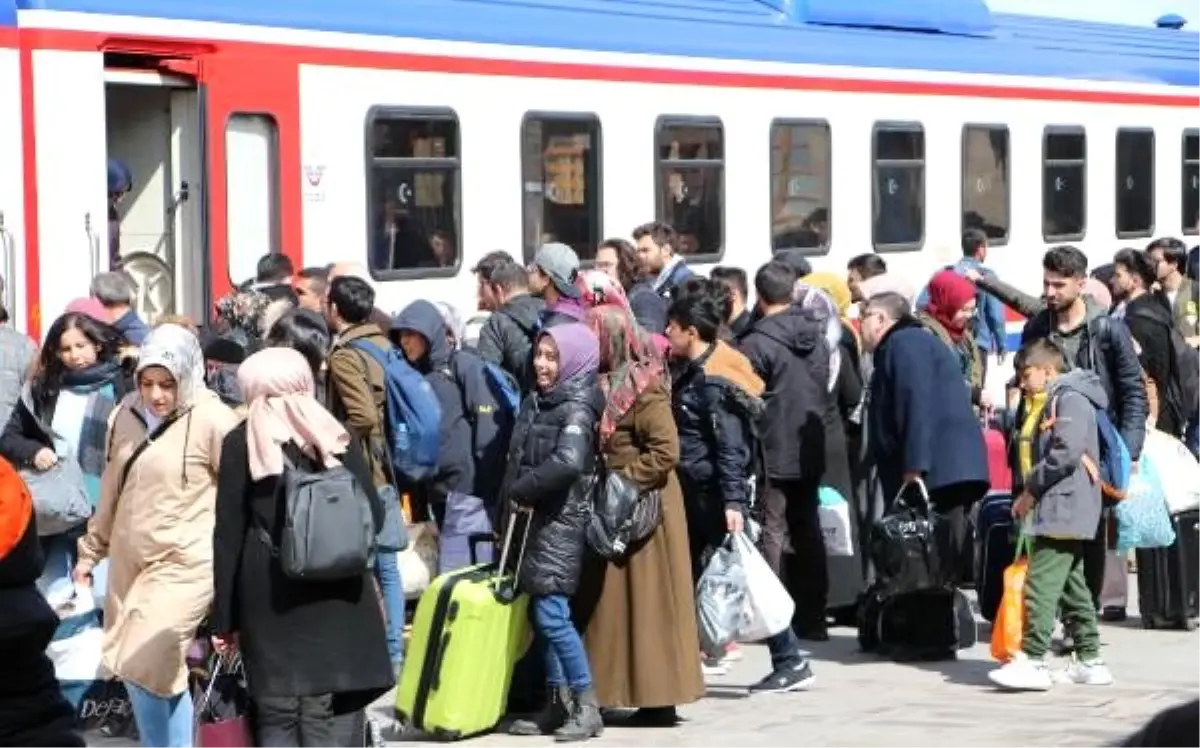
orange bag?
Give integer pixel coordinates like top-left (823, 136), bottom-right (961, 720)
top-left (991, 534), bottom-right (1030, 662)
top-left (0, 456), bottom-right (33, 561)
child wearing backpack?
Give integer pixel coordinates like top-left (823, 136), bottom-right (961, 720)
top-left (989, 339), bottom-right (1114, 692)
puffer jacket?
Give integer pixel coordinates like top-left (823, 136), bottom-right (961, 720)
top-left (503, 371), bottom-right (601, 597)
top-left (476, 293), bottom-right (543, 393)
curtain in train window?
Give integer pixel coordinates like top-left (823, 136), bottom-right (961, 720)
top-left (961, 125), bottom-right (1010, 243)
top-left (520, 115), bottom-right (602, 264)
top-left (367, 111), bottom-right (461, 276)
top-left (225, 114), bottom-right (280, 286)
top-left (1042, 129), bottom-right (1086, 241)
top-left (1184, 130), bottom-right (1198, 236)
top-left (1115, 129), bottom-right (1155, 239)
top-left (770, 120), bottom-right (831, 255)
top-left (872, 124), bottom-right (925, 251)
top-left (656, 119), bottom-right (723, 258)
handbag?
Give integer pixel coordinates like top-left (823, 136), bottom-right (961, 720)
top-left (193, 653), bottom-right (252, 748)
top-left (586, 459), bottom-right (662, 560)
top-left (23, 451), bottom-right (92, 537)
top-left (868, 478), bottom-right (948, 595)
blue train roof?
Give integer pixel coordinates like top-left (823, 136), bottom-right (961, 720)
top-left (11, 0), bottom-right (1200, 87)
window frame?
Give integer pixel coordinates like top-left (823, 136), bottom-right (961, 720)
top-left (1114, 127), bottom-right (1156, 240)
top-left (768, 117), bottom-right (832, 258)
top-left (959, 123), bottom-right (1011, 246)
top-left (653, 115), bottom-right (725, 262)
top-left (871, 120), bottom-right (926, 253)
top-left (224, 111), bottom-right (282, 289)
top-left (1041, 125), bottom-right (1088, 243)
top-left (1184, 128), bottom-right (1199, 236)
top-left (363, 105), bottom-right (464, 281)
top-left (519, 111), bottom-right (604, 266)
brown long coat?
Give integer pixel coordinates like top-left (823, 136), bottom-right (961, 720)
top-left (574, 382), bottom-right (704, 709)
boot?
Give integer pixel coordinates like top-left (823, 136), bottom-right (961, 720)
top-left (508, 685), bottom-right (569, 736)
top-left (554, 688), bottom-right (604, 742)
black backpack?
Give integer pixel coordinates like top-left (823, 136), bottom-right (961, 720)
top-left (1129, 307), bottom-right (1200, 428)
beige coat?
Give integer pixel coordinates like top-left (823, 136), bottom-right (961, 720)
top-left (77, 389), bottom-right (238, 696)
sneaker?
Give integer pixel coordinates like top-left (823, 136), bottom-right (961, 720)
top-left (701, 657), bottom-right (729, 677)
top-left (1053, 657), bottom-right (1114, 686)
top-left (1100, 607), bottom-right (1127, 623)
top-left (721, 643), bottom-right (744, 663)
top-left (748, 660), bottom-right (815, 694)
top-left (988, 653), bottom-right (1053, 692)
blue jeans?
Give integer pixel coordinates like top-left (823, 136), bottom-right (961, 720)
top-left (532, 595), bottom-right (592, 692)
top-left (765, 627), bottom-right (803, 671)
top-left (374, 551), bottom-right (405, 668)
top-left (126, 682), bottom-right (194, 748)
top-left (38, 532), bottom-right (109, 601)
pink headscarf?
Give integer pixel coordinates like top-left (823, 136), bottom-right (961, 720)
top-left (580, 269), bottom-right (670, 357)
top-left (65, 297), bottom-right (109, 323)
top-left (238, 348), bottom-right (350, 481)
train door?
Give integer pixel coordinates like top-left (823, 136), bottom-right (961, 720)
top-left (0, 44), bottom-right (23, 329)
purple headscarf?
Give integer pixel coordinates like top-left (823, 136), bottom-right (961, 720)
top-left (541, 323), bottom-right (599, 386)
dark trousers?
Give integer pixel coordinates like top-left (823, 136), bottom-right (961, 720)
top-left (254, 695), bottom-right (362, 747)
top-left (760, 479), bottom-right (827, 629)
top-left (1082, 514), bottom-right (1111, 611)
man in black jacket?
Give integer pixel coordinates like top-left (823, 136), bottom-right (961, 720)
top-left (475, 259), bottom-right (543, 393)
top-left (1112, 248), bottom-right (1182, 436)
top-left (1019, 245), bottom-right (1148, 610)
top-left (738, 261), bottom-right (835, 640)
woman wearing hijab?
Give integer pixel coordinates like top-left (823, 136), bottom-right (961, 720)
top-left (918, 270), bottom-right (986, 409)
top-left (211, 348), bottom-right (393, 747)
top-left (572, 303), bottom-right (702, 725)
top-left (503, 324), bottom-right (604, 742)
top-left (579, 270), bottom-right (670, 357)
top-left (72, 324), bottom-right (239, 748)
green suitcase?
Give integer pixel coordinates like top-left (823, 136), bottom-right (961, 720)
top-left (395, 515), bottom-right (531, 739)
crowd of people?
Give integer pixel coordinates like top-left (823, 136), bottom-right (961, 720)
top-left (1, 221), bottom-right (1198, 747)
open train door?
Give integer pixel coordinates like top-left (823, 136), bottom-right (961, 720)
top-left (199, 51), bottom-right (302, 311)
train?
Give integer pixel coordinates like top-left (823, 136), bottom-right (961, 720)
top-left (0, 0), bottom-right (1197, 339)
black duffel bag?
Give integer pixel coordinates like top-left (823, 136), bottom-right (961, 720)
top-left (868, 478), bottom-right (949, 595)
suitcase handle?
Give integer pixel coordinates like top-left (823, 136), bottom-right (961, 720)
top-left (494, 507), bottom-right (534, 599)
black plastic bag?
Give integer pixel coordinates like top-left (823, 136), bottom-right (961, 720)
top-left (586, 465), bottom-right (661, 560)
top-left (868, 479), bottom-right (948, 595)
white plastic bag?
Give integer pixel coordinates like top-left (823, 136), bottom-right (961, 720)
top-left (1142, 429), bottom-right (1200, 515)
top-left (44, 582), bottom-right (104, 684)
top-left (695, 542), bottom-right (747, 658)
top-left (399, 522), bottom-right (439, 599)
top-left (818, 486), bottom-right (854, 557)
top-left (733, 533), bottom-right (795, 642)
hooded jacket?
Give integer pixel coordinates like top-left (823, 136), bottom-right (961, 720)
top-left (1026, 369), bottom-right (1108, 540)
top-left (1021, 295), bottom-right (1148, 460)
top-left (737, 305), bottom-right (833, 481)
top-left (1121, 293), bottom-right (1182, 436)
top-left (392, 301), bottom-right (476, 501)
top-left (476, 293), bottom-right (543, 393)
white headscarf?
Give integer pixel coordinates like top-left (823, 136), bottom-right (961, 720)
top-left (793, 282), bottom-right (844, 393)
top-left (135, 324), bottom-right (206, 416)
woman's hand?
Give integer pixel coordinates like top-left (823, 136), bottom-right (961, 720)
top-left (33, 448), bottom-right (58, 472)
top-left (212, 633), bottom-right (239, 655)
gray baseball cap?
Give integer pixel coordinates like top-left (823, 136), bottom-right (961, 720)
top-left (532, 242), bottom-right (581, 298)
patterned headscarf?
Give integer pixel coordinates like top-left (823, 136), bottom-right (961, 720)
top-left (793, 281), bottom-right (843, 392)
top-left (578, 270), bottom-right (632, 314)
top-left (586, 304), bottom-right (666, 446)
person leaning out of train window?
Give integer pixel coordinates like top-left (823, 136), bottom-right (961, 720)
top-left (916, 270), bottom-right (990, 412)
top-left (502, 323), bottom-right (604, 741)
top-left (633, 222), bottom-right (696, 306)
top-left (211, 348), bottom-right (393, 747)
top-left (595, 238), bottom-right (667, 334)
top-left (73, 325), bottom-right (239, 748)
top-left (0, 305), bottom-right (132, 592)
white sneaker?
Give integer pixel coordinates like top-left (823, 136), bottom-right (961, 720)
top-left (988, 653), bottom-right (1053, 691)
top-left (1053, 657), bottom-right (1114, 686)
top-left (701, 657), bottom-right (729, 677)
top-left (721, 643), bottom-right (744, 664)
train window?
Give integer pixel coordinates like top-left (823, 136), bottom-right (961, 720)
top-left (961, 125), bottom-right (1010, 244)
top-left (655, 117), bottom-right (724, 258)
top-left (1185, 129), bottom-right (1199, 235)
top-left (521, 114), bottom-right (602, 264)
top-left (225, 113), bottom-right (280, 286)
top-left (872, 123), bottom-right (925, 251)
top-left (1115, 129), bottom-right (1155, 239)
top-left (365, 108), bottom-right (461, 278)
top-left (1043, 128), bottom-right (1087, 242)
top-left (770, 120), bottom-right (831, 256)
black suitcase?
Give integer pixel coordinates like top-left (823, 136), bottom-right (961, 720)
top-left (1136, 509), bottom-right (1199, 630)
top-left (857, 583), bottom-right (976, 660)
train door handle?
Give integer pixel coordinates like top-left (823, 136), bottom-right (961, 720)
top-left (0, 211), bottom-right (15, 316)
top-left (85, 212), bottom-right (101, 277)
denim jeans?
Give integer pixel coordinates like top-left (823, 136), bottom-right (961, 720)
top-left (532, 595), bottom-right (592, 692)
top-left (126, 682), bottom-right (194, 748)
top-left (38, 532), bottom-right (109, 602)
top-left (765, 627), bottom-right (803, 672)
top-left (374, 551), bottom-right (405, 668)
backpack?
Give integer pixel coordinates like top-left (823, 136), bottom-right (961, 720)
top-left (480, 360), bottom-right (522, 413)
top-left (1128, 306), bottom-right (1200, 428)
top-left (259, 453), bottom-right (376, 581)
top-left (443, 351), bottom-right (520, 500)
top-left (1043, 393), bottom-right (1133, 501)
top-left (348, 340), bottom-right (443, 483)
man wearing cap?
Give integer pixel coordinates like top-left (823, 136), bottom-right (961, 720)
top-left (528, 242), bottom-right (586, 330)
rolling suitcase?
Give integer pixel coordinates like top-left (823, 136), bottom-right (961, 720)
top-left (975, 492), bottom-right (1015, 622)
top-left (395, 514), bottom-right (532, 739)
top-left (1136, 509), bottom-right (1199, 630)
top-left (982, 421), bottom-right (1012, 493)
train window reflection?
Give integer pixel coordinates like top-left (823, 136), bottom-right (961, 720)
top-left (1043, 128), bottom-right (1087, 241)
top-left (1115, 129), bottom-right (1154, 239)
top-left (655, 118), bottom-right (723, 258)
top-left (961, 125), bottom-right (1010, 244)
top-left (366, 108), bottom-right (461, 278)
top-left (872, 122), bottom-right (925, 251)
top-left (521, 114), bottom-right (602, 264)
top-left (770, 120), bottom-right (831, 256)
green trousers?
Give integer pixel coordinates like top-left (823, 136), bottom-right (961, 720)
top-left (1022, 537), bottom-right (1101, 660)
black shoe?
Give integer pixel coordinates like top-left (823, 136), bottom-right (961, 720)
top-left (624, 707), bottom-right (679, 728)
top-left (1101, 606), bottom-right (1127, 623)
top-left (794, 623), bottom-right (830, 642)
top-left (748, 660), bottom-right (816, 694)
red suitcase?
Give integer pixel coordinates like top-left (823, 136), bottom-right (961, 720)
top-left (982, 421), bottom-right (1012, 493)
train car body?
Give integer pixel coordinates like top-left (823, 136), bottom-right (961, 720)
top-left (0, 0), bottom-right (1196, 339)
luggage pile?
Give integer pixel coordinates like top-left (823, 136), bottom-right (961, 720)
top-left (858, 479), bottom-right (976, 660)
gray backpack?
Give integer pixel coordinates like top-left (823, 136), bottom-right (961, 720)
top-left (259, 451), bottom-right (376, 581)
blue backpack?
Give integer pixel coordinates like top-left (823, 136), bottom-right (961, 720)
top-left (349, 340), bottom-right (443, 482)
top-left (1046, 395), bottom-right (1132, 501)
top-left (481, 361), bottom-right (521, 413)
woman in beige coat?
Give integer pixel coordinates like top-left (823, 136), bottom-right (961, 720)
top-left (74, 324), bottom-right (239, 748)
